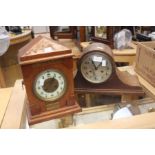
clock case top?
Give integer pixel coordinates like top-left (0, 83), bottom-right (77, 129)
top-left (18, 36), bottom-right (81, 125)
top-left (75, 43), bottom-right (145, 96)
top-left (18, 35), bottom-right (72, 64)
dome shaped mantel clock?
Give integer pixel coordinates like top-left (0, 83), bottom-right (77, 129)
top-left (74, 43), bottom-right (144, 97)
top-left (18, 36), bottom-right (81, 125)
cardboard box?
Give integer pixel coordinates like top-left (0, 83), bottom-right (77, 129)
top-left (135, 41), bottom-right (155, 87)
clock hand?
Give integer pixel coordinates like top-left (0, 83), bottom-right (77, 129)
top-left (96, 61), bottom-right (102, 69)
top-left (91, 59), bottom-right (97, 70)
top-left (90, 63), bottom-right (98, 80)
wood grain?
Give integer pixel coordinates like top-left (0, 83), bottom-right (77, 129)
top-left (137, 73), bottom-right (155, 100)
top-left (0, 88), bottom-right (12, 126)
top-left (75, 43), bottom-right (144, 96)
top-left (135, 41), bottom-right (155, 87)
top-left (1, 80), bottom-right (26, 129)
top-left (2, 64), bottom-right (22, 87)
top-left (75, 111), bottom-right (155, 129)
top-left (0, 67), bottom-right (6, 88)
top-left (119, 66), bottom-right (155, 100)
top-left (9, 30), bottom-right (32, 45)
top-left (19, 36), bottom-right (81, 125)
top-left (80, 42), bottom-right (137, 65)
top-left (18, 36), bottom-right (71, 62)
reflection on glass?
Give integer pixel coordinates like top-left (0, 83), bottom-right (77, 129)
top-left (95, 26), bottom-right (107, 39)
top-left (57, 26), bottom-right (70, 32)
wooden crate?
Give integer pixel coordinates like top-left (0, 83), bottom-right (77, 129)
top-left (135, 41), bottom-right (155, 87)
top-left (135, 41), bottom-right (155, 100)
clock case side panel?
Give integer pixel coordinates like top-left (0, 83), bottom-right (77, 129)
top-left (21, 57), bottom-right (81, 124)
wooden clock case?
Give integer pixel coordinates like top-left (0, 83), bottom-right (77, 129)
top-left (18, 36), bottom-right (81, 125)
top-left (74, 43), bottom-right (145, 96)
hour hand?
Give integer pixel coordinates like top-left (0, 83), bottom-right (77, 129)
top-left (91, 58), bottom-right (102, 70)
top-left (96, 61), bottom-right (102, 69)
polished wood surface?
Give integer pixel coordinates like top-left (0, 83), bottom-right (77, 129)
top-left (19, 36), bottom-right (81, 125)
top-left (1, 80), bottom-right (26, 129)
top-left (0, 87), bottom-right (12, 126)
top-left (75, 43), bottom-right (144, 97)
top-left (75, 70), bottom-right (144, 95)
top-left (80, 42), bottom-right (137, 65)
top-left (18, 36), bottom-right (71, 62)
top-left (2, 64), bottom-right (22, 87)
top-left (78, 26), bottom-right (86, 42)
top-left (0, 67), bottom-right (6, 87)
top-left (9, 30), bottom-right (32, 45)
top-left (119, 66), bottom-right (155, 101)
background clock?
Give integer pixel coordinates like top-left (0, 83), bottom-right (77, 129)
top-left (18, 36), bottom-right (81, 125)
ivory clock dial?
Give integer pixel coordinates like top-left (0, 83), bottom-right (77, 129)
top-left (33, 69), bottom-right (67, 101)
top-left (80, 52), bottom-right (113, 83)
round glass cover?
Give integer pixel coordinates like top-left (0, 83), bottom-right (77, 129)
top-left (33, 69), bottom-right (67, 101)
top-left (80, 51), bottom-right (113, 83)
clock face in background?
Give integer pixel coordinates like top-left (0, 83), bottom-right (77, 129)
top-left (33, 69), bottom-right (67, 101)
top-left (80, 51), bottom-right (113, 84)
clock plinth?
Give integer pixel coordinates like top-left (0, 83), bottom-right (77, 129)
top-left (74, 69), bottom-right (144, 95)
top-left (26, 98), bottom-right (81, 125)
top-left (18, 36), bottom-right (81, 125)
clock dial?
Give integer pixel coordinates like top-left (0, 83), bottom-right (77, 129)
top-left (80, 51), bottom-right (113, 83)
top-left (33, 69), bottom-right (67, 101)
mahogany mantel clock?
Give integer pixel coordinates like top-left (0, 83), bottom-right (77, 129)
top-left (18, 36), bottom-right (81, 125)
top-left (74, 42), bottom-right (144, 96)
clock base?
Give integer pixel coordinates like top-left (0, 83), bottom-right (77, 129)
top-left (74, 70), bottom-right (145, 96)
top-left (26, 100), bottom-right (81, 125)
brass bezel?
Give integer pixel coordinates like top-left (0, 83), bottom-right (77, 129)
top-left (80, 51), bottom-right (113, 84)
